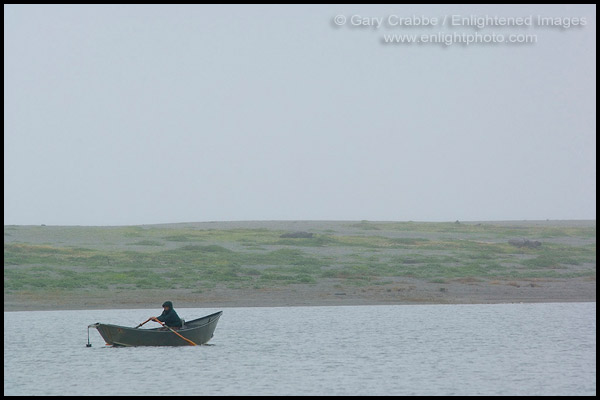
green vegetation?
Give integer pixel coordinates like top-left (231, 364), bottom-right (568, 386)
top-left (4, 221), bottom-right (596, 294)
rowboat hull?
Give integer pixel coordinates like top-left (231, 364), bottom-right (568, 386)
top-left (90, 311), bottom-right (222, 347)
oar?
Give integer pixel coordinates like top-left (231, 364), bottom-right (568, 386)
top-left (151, 317), bottom-right (197, 346)
top-left (134, 317), bottom-right (153, 329)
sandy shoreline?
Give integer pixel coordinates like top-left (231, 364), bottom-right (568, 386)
top-left (4, 277), bottom-right (595, 312)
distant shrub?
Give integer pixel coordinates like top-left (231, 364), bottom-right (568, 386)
top-left (178, 245), bottom-right (232, 253)
top-left (280, 231), bottom-right (313, 238)
top-left (164, 235), bottom-right (194, 242)
top-left (129, 240), bottom-right (163, 246)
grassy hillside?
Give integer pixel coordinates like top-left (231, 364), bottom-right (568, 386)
top-left (4, 221), bottom-right (596, 298)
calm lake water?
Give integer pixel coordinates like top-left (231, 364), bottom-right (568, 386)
top-left (4, 303), bottom-right (596, 396)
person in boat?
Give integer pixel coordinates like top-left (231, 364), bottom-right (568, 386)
top-left (154, 301), bottom-right (183, 329)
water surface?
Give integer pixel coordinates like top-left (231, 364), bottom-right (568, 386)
top-left (4, 303), bottom-right (596, 395)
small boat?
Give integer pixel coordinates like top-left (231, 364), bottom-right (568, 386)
top-left (88, 311), bottom-right (223, 347)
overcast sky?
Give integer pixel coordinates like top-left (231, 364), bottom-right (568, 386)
top-left (4, 4), bottom-right (596, 226)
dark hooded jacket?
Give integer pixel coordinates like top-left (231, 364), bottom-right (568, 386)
top-left (156, 301), bottom-right (182, 327)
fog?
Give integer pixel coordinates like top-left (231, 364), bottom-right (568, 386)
top-left (4, 4), bottom-right (596, 225)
